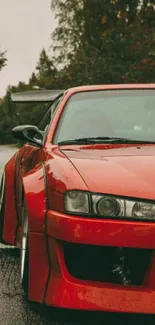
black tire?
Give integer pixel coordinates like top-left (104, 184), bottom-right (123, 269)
top-left (21, 201), bottom-right (29, 298)
top-left (0, 174), bottom-right (7, 244)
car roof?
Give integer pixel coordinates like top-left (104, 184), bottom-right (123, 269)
top-left (67, 84), bottom-right (155, 94)
top-left (10, 89), bottom-right (65, 103)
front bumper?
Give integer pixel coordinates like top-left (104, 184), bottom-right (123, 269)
top-left (44, 210), bottom-right (155, 313)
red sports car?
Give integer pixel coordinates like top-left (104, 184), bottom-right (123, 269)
top-left (1, 84), bottom-right (155, 314)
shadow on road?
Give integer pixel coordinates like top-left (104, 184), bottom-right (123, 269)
top-left (29, 304), bottom-right (155, 325)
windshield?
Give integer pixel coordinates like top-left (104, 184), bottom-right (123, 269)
top-left (53, 90), bottom-right (155, 144)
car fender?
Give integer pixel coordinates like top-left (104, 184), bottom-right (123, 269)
top-left (23, 163), bottom-right (50, 303)
top-left (23, 163), bottom-right (47, 233)
top-left (3, 153), bottom-right (18, 245)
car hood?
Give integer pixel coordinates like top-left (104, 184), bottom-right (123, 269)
top-left (60, 144), bottom-right (155, 200)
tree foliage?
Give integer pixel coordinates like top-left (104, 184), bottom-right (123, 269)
top-left (50, 0), bottom-right (155, 84)
top-left (0, 50), bottom-right (7, 72)
top-left (51, 0), bottom-right (84, 65)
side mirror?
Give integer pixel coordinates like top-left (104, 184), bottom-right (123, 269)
top-left (12, 125), bottom-right (44, 147)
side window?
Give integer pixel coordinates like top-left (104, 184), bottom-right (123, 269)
top-left (38, 97), bottom-right (62, 132)
top-left (38, 109), bottom-right (52, 132)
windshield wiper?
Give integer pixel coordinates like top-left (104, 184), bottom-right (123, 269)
top-left (58, 137), bottom-right (155, 145)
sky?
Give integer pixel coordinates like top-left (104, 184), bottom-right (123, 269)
top-left (0, 0), bottom-right (57, 97)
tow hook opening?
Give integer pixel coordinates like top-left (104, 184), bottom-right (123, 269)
top-left (64, 243), bottom-right (153, 286)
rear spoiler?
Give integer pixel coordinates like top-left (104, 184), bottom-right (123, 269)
top-left (10, 89), bottom-right (65, 104)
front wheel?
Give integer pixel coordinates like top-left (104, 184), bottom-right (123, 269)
top-left (20, 201), bottom-right (29, 298)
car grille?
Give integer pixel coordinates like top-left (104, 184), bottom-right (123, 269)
top-left (63, 243), bottom-right (153, 286)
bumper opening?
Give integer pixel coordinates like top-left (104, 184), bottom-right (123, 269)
top-left (64, 243), bottom-right (153, 286)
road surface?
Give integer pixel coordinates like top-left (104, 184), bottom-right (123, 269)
top-left (0, 145), bottom-right (154, 324)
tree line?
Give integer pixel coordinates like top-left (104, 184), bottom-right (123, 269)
top-left (0, 0), bottom-right (155, 144)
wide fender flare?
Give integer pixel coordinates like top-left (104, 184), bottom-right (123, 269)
top-left (23, 163), bottom-right (47, 233)
top-left (23, 163), bottom-right (51, 303)
top-left (3, 154), bottom-right (18, 245)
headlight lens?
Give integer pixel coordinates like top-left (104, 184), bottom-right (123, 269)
top-left (64, 191), bottom-right (155, 221)
top-left (132, 202), bottom-right (155, 220)
top-left (64, 191), bottom-right (89, 214)
top-left (93, 195), bottom-right (123, 217)
top-left (95, 196), bottom-right (121, 217)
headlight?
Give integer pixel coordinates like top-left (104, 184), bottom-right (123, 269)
top-left (64, 191), bottom-right (155, 221)
top-left (64, 191), bottom-right (89, 214)
top-left (132, 202), bottom-right (155, 220)
top-left (95, 196), bottom-right (121, 217)
top-left (93, 194), bottom-right (155, 221)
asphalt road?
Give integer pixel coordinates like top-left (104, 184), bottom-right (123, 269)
top-left (0, 145), bottom-right (155, 325)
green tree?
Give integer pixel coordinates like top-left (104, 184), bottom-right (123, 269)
top-left (33, 48), bottom-right (59, 89)
top-left (29, 72), bottom-right (38, 86)
top-left (0, 50), bottom-right (7, 71)
top-left (0, 48), bottom-right (7, 142)
top-left (50, 0), bottom-right (155, 84)
top-left (36, 48), bottom-right (56, 78)
top-left (51, 0), bottom-right (84, 65)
